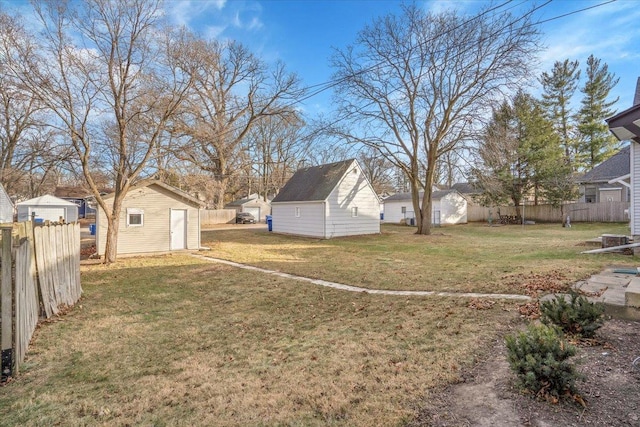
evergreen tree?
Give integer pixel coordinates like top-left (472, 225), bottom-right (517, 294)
top-left (540, 60), bottom-right (581, 168)
top-left (576, 55), bottom-right (620, 170)
top-left (474, 91), bottom-right (562, 215)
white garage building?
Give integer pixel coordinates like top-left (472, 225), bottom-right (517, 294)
top-left (16, 195), bottom-right (79, 223)
top-left (383, 190), bottom-right (467, 226)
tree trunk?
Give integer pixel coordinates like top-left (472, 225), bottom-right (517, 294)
top-left (103, 197), bottom-right (123, 264)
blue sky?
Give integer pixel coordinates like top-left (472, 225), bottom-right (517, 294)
top-left (3, 0), bottom-right (639, 117)
top-left (164, 0), bottom-right (640, 117)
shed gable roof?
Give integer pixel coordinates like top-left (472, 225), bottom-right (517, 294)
top-left (102, 180), bottom-right (204, 207)
top-left (272, 159), bottom-right (356, 203)
top-left (579, 145), bottom-right (630, 184)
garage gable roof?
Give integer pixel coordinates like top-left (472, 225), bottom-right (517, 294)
top-left (17, 194), bottom-right (78, 206)
top-left (272, 159), bottom-right (356, 203)
top-left (102, 179), bottom-right (204, 207)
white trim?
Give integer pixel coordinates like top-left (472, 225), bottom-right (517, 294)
top-left (608, 174), bottom-right (631, 189)
top-left (127, 208), bottom-right (144, 227)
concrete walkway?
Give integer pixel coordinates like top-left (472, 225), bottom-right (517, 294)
top-left (571, 268), bottom-right (640, 321)
top-left (192, 254), bottom-right (532, 301)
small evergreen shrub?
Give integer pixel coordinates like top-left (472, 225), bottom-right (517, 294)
top-left (505, 324), bottom-right (579, 400)
top-left (540, 291), bottom-right (605, 338)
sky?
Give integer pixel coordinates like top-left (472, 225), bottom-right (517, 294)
top-left (161, 0), bottom-right (640, 117)
top-left (2, 0), bottom-right (639, 119)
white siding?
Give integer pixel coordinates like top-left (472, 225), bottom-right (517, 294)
top-left (441, 193), bottom-right (468, 225)
top-left (17, 205), bottom-right (78, 223)
top-left (271, 202), bottom-right (325, 238)
top-left (97, 184), bottom-right (200, 256)
top-left (325, 165), bottom-right (380, 238)
top-left (0, 185), bottom-right (13, 223)
top-left (632, 143), bottom-right (640, 236)
top-left (383, 192), bottom-right (467, 225)
top-left (383, 200), bottom-right (413, 224)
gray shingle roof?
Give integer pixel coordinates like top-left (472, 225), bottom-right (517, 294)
top-left (579, 146), bottom-right (630, 184)
top-left (272, 159), bottom-right (355, 203)
top-left (384, 189), bottom-right (457, 202)
top-left (226, 196), bottom-right (258, 206)
top-left (451, 182), bottom-right (480, 194)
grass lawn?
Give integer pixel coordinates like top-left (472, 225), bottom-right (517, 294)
top-left (202, 222), bottom-right (635, 295)
top-left (0, 223), bottom-right (633, 426)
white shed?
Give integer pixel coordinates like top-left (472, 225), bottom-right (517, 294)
top-left (96, 180), bottom-right (203, 256)
top-left (16, 195), bottom-right (78, 223)
top-left (271, 159), bottom-right (380, 238)
top-left (0, 184), bottom-right (13, 223)
top-left (383, 190), bottom-right (467, 225)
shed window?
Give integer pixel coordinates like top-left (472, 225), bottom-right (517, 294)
top-left (295, 207), bottom-right (301, 217)
top-left (351, 207), bottom-right (358, 217)
top-left (401, 206), bottom-right (406, 214)
top-left (584, 186), bottom-right (597, 203)
top-left (127, 208), bottom-right (144, 227)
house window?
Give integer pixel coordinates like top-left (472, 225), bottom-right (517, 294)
top-left (351, 207), bottom-right (358, 217)
top-left (295, 207), bottom-right (301, 217)
top-left (127, 208), bottom-right (144, 227)
top-left (584, 186), bottom-right (597, 203)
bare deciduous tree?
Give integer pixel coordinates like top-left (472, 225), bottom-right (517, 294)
top-left (245, 112), bottom-right (307, 201)
top-left (171, 37), bottom-right (302, 208)
top-left (0, 12), bottom-right (71, 198)
top-left (6, 0), bottom-right (193, 263)
top-left (330, 4), bottom-right (540, 234)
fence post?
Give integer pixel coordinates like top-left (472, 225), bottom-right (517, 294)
top-left (1, 225), bottom-right (13, 381)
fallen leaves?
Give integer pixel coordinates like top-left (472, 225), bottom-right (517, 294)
top-left (503, 270), bottom-right (572, 298)
top-left (467, 299), bottom-right (496, 310)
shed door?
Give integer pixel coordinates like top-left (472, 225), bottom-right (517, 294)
top-left (170, 209), bottom-right (187, 250)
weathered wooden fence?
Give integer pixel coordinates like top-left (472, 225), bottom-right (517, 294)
top-left (200, 209), bottom-right (237, 226)
top-left (1, 222), bottom-right (81, 380)
top-left (467, 202), bottom-right (630, 223)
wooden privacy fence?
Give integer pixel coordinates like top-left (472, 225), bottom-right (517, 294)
top-left (467, 202), bottom-right (630, 223)
top-left (200, 209), bottom-right (237, 226)
top-left (1, 222), bottom-right (81, 381)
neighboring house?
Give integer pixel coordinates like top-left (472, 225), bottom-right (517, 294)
top-left (451, 182), bottom-right (482, 205)
top-left (96, 180), bottom-right (203, 256)
top-left (16, 195), bottom-right (79, 223)
top-left (606, 77), bottom-right (640, 245)
top-left (54, 186), bottom-right (97, 218)
top-left (271, 159), bottom-right (380, 238)
top-left (225, 195), bottom-right (271, 222)
top-left (577, 146), bottom-right (630, 203)
top-left (0, 184), bottom-right (14, 223)
top-left (383, 190), bottom-right (468, 225)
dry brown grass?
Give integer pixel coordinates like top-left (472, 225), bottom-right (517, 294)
top-left (201, 222), bottom-right (635, 294)
top-left (2, 254), bottom-right (517, 426)
top-left (0, 223), bottom-right (632, 426)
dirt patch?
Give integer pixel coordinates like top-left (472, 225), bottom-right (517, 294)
top-left (409, 319), bottom-right (640, 426)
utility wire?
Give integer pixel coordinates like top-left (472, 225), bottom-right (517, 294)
top-left (168, 0), bottom-right (617, 164)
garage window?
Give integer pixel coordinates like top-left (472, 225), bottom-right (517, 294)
top-left (351, 207), bottom-right (358, 217)
top-left (127, 208), bottom-right (144, 227)
top-left (295, 207), bottom-right (301, 218)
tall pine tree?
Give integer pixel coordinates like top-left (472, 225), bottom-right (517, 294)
top-left (576, 55), bottom-right (620, 170)
top-left (474, 91), bottom-right (563, 213)
top-left (540, 60), bottom-right (581, 169)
